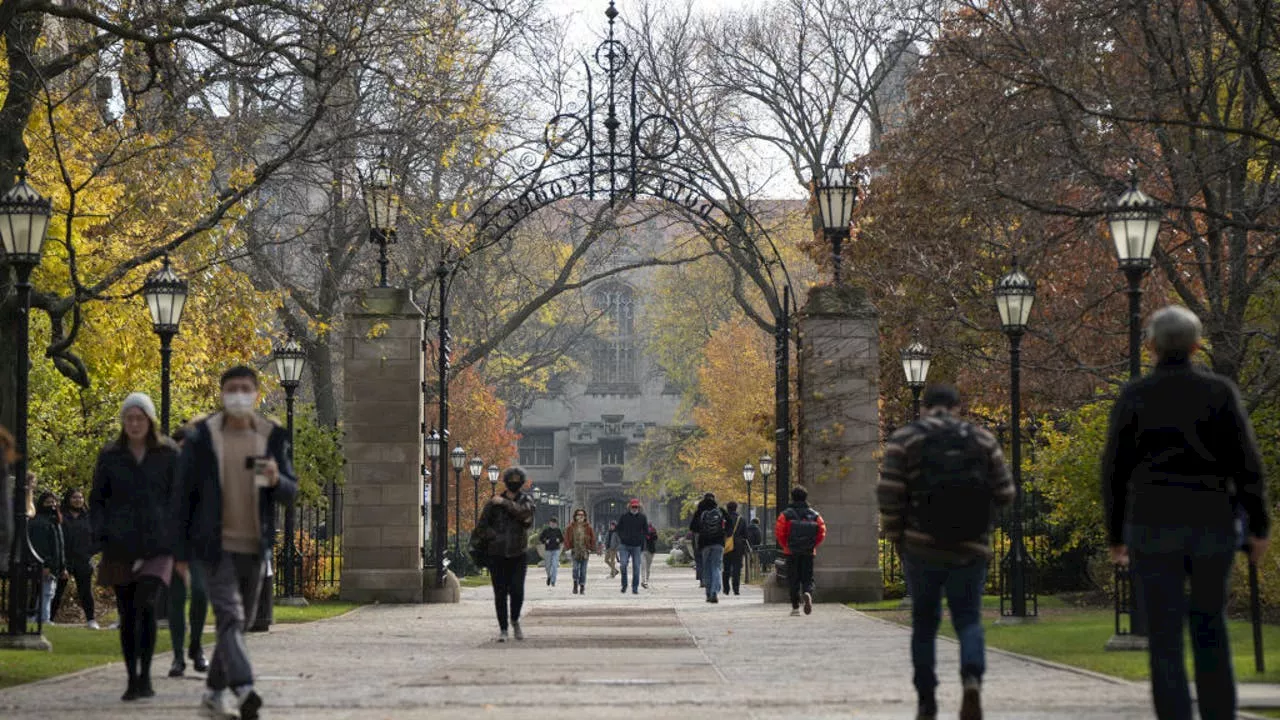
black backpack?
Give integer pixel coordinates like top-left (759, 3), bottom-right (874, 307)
top-left (785, 508), bottom-right (821, 553)
top-left (700, 507), bottom-right (726, 542)
top-left (909, 421), bottom-right (993, 544)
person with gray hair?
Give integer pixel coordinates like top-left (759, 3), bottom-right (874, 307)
top-left (1101, 305), bottom-right (1269, 720)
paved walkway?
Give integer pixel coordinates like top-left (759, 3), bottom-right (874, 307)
top-left (0, 557), bottom-right (1265, 718)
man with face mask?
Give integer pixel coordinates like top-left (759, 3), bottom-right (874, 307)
top-left (174, 365), bottom-right (297, 720)
top-left (614, 499), bottom-right (649, 594)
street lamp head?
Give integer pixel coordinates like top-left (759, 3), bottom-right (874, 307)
top-left (0, 168), bottom-right (51, 269)
top-left (994, 265), bottom-right (1036, 335)
top-left (814, 161), bottom-right (858, 233)
top-left (450, 444), bottom-right (466, 471)
top-left (425, 429), bottom-right (441, 459)
top-left (742, 461), bottom-right (756, 485)
top-left (469, 456), bottom-right (484, 479)
top-left (900, 341), bottom-right (932, 389)
top-left (1106, 176), bottom-right (1161, 271)
top-left (758, 452), bottom-right (774, 477)
top-left (487, 463), bottom-right (500, 484)
top-left (142, 255), bottom-right (189, 335)
top-left (363, 148), bottom-right (400, 239)
top-left (272, 336), bottom-right (307, 389)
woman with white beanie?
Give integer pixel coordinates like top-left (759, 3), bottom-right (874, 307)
top-left (90, 392), bottom-right (181, 702)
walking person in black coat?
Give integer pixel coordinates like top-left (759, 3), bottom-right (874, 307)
top-left (91, 392), bottom-right (181, 701)
top-left (473, 468), bottom-right (536, 642)
top-left (721, 501), bottom-right (748, 596)
top-left (29, 490), bottom-right (66, 625)
top-left (53, 488), bottom-right (97, 628)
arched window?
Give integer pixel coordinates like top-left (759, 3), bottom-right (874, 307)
top-left (591, 284), bottom-right (635, 387)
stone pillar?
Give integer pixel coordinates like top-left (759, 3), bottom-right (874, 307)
top-left (340, 288), bottom-right (425, 603)
top-left (797, 285), bottom-right (881, 603)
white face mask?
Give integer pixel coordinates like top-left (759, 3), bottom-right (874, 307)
top-left (222, 392), bottom-right (257, 417)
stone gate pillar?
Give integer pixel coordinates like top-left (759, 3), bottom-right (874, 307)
top-left (340, 288), bottom-right (425, 603)
top-left (797, 285), bottom-right (882, 602)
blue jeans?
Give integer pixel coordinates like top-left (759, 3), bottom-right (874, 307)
top-left (1129, 522), bottom-right (1237, 720)
top-left (545, 549), bottom-right (561, 585)
top-left (38, 574), bottom-right (56, 623)
top-left (902, 553), bottom-right (987, 695)
top-left (572, 556), bottom-right (589, 587)
top-left (700, 545), bottom-right (724, 599)
top-left (618, 545), bottom-right (642, 591)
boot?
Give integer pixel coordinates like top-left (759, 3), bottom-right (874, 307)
top-left (168, 657), bottom-right (185, 677)
top-left (190, 645), bottom-right (209, 673)
top-left (121, 676), bottom-right (140, 702)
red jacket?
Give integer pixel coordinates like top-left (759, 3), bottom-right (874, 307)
top-left (775, 503), bottom-right (827, 556)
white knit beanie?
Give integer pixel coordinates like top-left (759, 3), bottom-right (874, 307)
top-left (120, 392), bottom-right (159, 425)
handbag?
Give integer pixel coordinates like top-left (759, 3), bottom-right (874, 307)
top-left (724, 517), bottom-right (741, 554)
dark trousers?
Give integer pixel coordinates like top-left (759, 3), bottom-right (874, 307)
top-left (114, 577), bottom-right (163, 685)
top-left (903, 554), bottom-right (987, 695)
top-left (170, 562), bottom-right (209, 661)
top-left (722, 551), bottom-right (743, 594)
top-left (52, 558), bottom-right (95, 621)
top-left (201, 552), bottom-right (265, 691)
top-left (1130, 523), bottom-right (1237, 720)
top-left (489, 555), bottom-right (527, 631)
top-left (787, 553), bottom-right (815, 608)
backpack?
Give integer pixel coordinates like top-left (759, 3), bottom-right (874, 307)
top-left (909, 421), bottom-right (993, 544)
top-left (785, 508), bottom-right (821, 553)
top-left (700, 507), bottom-right (726, 542)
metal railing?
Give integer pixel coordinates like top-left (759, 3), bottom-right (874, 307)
top-left (273, 483), bottom-right (344, 600)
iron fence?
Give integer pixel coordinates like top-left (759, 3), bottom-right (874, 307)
top-left (0, 559), bottom-right (48, 634)
top-left (273, 482), bottom-right (344, 600)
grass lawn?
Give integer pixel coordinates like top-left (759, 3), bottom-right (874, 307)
top-left (459, 574), bottom-right (490, 588)
top-left (850, 595), bottom-right (1280, 684)
top-left (0, 600), bottom-right (357, 689)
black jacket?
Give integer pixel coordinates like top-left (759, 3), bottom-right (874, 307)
top-left (690, 498), bottom-right (725, 547)
top-left (540, 526), bottom-right (564, 551)
top-left (60, 509), bottom-right (95, 563)
top-left (724, 511), bottom-right (748, 556)
top-left (615, 510), bottom-right (649, 547)
top-left (746, 523), bottom-right (763, 548)
top-left (1101, 357), bottom-right (1270, 545)
top-left (175, 413), bottom-right (298, 564)
top-left (28, 510), bottom-right (65, 573)
top-left (91, 440), bottom-right (182, 561)
top-left (476, 493), bottom-right (535, 558)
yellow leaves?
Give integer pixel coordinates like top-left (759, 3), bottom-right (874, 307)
top-left (367, 322), bottom-right (391, 339)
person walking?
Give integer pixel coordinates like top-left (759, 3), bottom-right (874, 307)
top-left (563, 508), bottom-right (596, 594)
top-left (641, 523), bottom-right (657, 589)
top-left (877, 383), bottom-right (1013, 720)
top-left (777, 486), bottom-right (828, 618)
top-left (691, 493), bottom-right (726, 603)
top-left (539, 517), bottom-right (564, 588)
top-left (746, 517), bottom-right (764, 578)
top-left (615, 499), bottom-right (648, 594)
top-left (174, 366), bottom-right (297, 719)
top-left (722, 501), bottom-right (747, 596)
top-left (1101, 306), bottom-right (1270, 720)
top-left (91, 392), bottom-right (181, 701)
top-left (53, 488), bottom-right (97, 628)
top-left (603, 520), bottom-right (620, 578)
top-left (166, 424), bottom-right (208, 678)
top-left (473, 468), bottom-right (535, 642)
top-left (28, 490), bottom-right (66, 625)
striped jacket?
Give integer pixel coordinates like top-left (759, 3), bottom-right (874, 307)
top-left (877, 410), bottom-right (1015, 563)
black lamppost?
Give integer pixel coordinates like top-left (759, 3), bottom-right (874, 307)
top-left (425, 429), bottom-right (442, 576)
top-left (450, 444), bottom-right (465, 563)
top-left (1105, 168), bottom-right (1161, 647)
top-left (142, 256), bottom-right (188, 435)
top-left (272, 336), bottom-right (306, 604)
top-left (995, 264), bottom-right (1036, 620)
top-left (742, 461), bottom-right (755, 582)
top-left (468, 456), bottom-right (483, 528)
top-left (487, 463), bottom-right (500, 497)
top-left (1, 168), bottom-right (51, 643)
top-left (362, 148), bottom-right (400, 288)
top-left (814, 161), bottom-right (858, 284)
top-left (900, 341), bottom-right (932, 419)
top-left (758, 452), bottom-right (773, 544)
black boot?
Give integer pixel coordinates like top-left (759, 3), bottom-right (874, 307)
top-left (916, 691), bottom-right (938, 720)
top-left (168, 656), bottom-right (185, 677)
top-left (121, 676), bottom-right (140, 702)
top-left (137, 675), bottom-right (155, 699)
top-left (190, 645), bottom-right (209, 672)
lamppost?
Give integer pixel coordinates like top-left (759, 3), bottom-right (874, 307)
top-left (743, 461), bottom-right (755, 582)
top-left (488, 463), bottom-right (500, 497)
top-left (362, 148), bottom-right (400, 288)
top-left (814, 161), bottom-right (859, 284)
top-left (994, 264), bottom-right (1037, 620)
top-left (142, 256), bottom-right (188, 435)
top-left (1, 167), bottom-right (51, 644)
top-left (425, 429), bottom-right (442, 576)
top-left (272, 336), bottom-right (307, 605)
top-left (450, 444), bottom-right (465, 566)
top-left (469, 456), bottom-right (483, 528)
top-left (758, 452), bottom-right (773, 544)
top-left (1105, 168), bottom-right (1161, 648)
top-left (900, 341), bottom-right (931, 419)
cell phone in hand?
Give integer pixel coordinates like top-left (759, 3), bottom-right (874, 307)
top-left (246, 456), bottom-right (270, 488)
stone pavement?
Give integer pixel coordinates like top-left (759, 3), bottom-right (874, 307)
top-left (0, 557), bottom-right (1270, 718)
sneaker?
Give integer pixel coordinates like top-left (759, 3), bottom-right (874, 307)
top-left (632, 589), bottom-right (639, 595)
top-left (803, 592), bottom-right (813, 615)
top-left (960, 677), bottom-right (982, 720)
top-left (87, 619), bottom-right (101, 630)
top-left (546, 577), bottom-right (551, 586)
top-left (642, 582), bottom-right (648, 589)
top-left (709, 595), bottom-right (719, 604)
top-left (201, 689), bottom-right (226, 717)
top-left (233, 685), bottom-right (262, 720)
top-left (620, 585), bottom-right (626, 593)
top-left (513, 622), bottom-right (524, 641)
top-left (169, 658), bottom-right (186, 677)
top-left (498, 630), bottom-right (508, 643)
top-left (790, 608), bottom-right (801, 616)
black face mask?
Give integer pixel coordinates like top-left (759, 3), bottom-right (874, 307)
top-left (39, 505), bottom-right (56, 515)
top-left (503, 481), bottom-right (523, 494)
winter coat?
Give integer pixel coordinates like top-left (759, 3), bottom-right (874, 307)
top-left (91, 439), bottom-right (182, 562)
top-left (28, 509), bottom-right (65, 573)
top-left (746, 523), bottom-right (763, 549)
top-left (540, 526), bottom-right (564, 551)
top-left (723, 511), bottom-right (748, 557)
top-left (174, 413), bottom-right (298, 564)
top-left (61, 509), bottom-right (95, 563)
top-left (775, 501), bottom-right (828, 557)
top-left (476, 493), bottom-right (536, 559)
top-left (690, 498), bottom-right (725, 547)
top-left (563, 521), bottom-right (596, 560)
top-left (615, 510), bottom-right (648, 547)
top-left (604, 527), bottom-right (621, 551)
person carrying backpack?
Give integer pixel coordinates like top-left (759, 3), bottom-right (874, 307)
top-left (775, 486), bottom-right (826, 616)
top-left (690, 493), bottom-right (726, 603)
top-left (877, 384), bottom-right (1014, 720)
